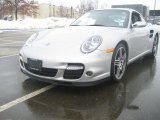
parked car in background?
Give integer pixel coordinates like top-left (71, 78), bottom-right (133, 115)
top-left (147, 19), bottom-right (160, 25)
top-left (3, 15), bottom-right (13, 21)
top-left (20, 8), bottom-right (159, 86)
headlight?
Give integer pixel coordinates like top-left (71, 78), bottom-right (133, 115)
top-left (24, 33), bottom-right (39, 46)
top-left (81, 35), bottom-right (102, 54)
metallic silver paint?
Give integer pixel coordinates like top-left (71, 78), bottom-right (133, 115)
top-left (19, 8), bottom-right (159, 85)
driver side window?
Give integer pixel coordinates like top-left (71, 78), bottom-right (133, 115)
top-left (132, 12), bottom-right (142, 24)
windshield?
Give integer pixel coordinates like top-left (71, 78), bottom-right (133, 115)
top-left (71, 10), bottom-right (130, 28)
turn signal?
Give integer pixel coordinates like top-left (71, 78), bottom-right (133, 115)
top-left (105, 48), bottom-right (114, 53)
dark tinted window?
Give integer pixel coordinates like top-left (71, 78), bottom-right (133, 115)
top-left (132, 12), bottom-right (142, 24)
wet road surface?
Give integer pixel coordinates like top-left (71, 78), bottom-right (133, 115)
top-left (0, 30), bottom-right (36, 57)
top-left (0, 31), bottom-right (160, 120)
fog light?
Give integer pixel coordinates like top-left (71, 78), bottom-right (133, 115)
top-left (86, 71), bottom-right (93, 77)
top-left (66, 65), bottom-right (84, 70)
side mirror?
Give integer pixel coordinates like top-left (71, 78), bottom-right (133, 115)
top-left (132, 21), bottom-right (147, 28)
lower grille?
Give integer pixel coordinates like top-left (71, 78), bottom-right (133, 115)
top-left (63, 63), bottom-right (85, 79)
top-left (24, 63), bottom-right (57, 77)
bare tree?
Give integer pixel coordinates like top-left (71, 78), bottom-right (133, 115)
top-left (78, 0), bottom-right (86, 15)
top-left (78, 0), bottom-right (99, 15)
top-left (0, 0), bottom-right (13, 18)
top-left (0, 0), bottom-right (38, 20)
top-left (18, 2), bottom-right (38, 18)
top-left (0, 0), bottom-right (5, 18)
top-left (59, 2), bottom-right (66, 17)
top-left (99, 3), bottom-right (108, 10)
top-left (92, 0), bottom-right (99, 10)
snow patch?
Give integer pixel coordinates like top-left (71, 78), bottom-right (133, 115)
top-left (0, 17), bottom-right (75, 30)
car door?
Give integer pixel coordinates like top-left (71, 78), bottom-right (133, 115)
top-left (128, 12), bottom-right (149, 60)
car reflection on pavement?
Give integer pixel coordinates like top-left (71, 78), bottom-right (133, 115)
top-left (22, 57), bottom-right (156, 120)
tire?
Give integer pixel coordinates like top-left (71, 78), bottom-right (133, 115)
top-left (111, 44), bottom-right (127, 82)
top-left (150, 35), bottom-right (159, 58)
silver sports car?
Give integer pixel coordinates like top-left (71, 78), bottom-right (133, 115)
top-left (20, 8), bottom-right (159, 86)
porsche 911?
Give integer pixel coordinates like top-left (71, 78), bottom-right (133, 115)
top-left (19, 8), bottom-right (159, 86)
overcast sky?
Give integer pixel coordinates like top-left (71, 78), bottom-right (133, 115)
top-left (38, 0), bottom-right (160, 10)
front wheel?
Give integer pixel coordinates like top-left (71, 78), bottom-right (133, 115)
top-left (111, 44), bottom-right (127, 82)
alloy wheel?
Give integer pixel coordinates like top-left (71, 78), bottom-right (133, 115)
top-left (114, 47), bottom-right (127, 80)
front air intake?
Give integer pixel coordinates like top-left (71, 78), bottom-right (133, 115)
top-left (63, 63), bottom-right (85, 79)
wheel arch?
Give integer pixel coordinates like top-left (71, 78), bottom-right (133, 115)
top-left (116, 40), bottom-right (129, 61)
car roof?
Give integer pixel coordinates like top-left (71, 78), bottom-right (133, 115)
top-left (94, 8), bottom-right (137, 13)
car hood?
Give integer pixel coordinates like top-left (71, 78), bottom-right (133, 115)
top-left (22, 26), bottom-right (129, 59)
top-left (31, 26), bottom-right (128, 50)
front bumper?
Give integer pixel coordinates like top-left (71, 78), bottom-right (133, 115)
top-left (19, 49), bottom-right (112, 86)
top-left (21, 68), bottom-right (110, 86)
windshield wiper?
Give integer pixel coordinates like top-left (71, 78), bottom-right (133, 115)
top-left (70, 25), bottom-right (80, 26)
top-left (70, 24), bottom-right (106, 27)
top-left (86, 24), bottom-right (106, 26)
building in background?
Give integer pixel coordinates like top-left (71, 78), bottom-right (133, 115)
top-left (15, 2), bottom-right (79, 20)
top-left (45, 5), bottom-right (79, 18)
top-left (149, 10), bottom-right (160, 19)
top-left (112, 4), bottom-right (149, 17)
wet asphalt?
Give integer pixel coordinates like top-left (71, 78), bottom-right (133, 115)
top-left (0, 31), bottom-right (160, 120)
top-left (0, 30), bottom-right (37, 57)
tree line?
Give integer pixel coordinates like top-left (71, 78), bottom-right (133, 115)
top-left (0, 0), bottom-right (99, 20)
top-left (78, 0), bottom-right (99, 15)
top-left (0, 0), bottom-right (38, 20)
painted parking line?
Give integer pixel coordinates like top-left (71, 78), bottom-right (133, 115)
top-left (0, 39), bottom-right (26, 41)
top-left (0, 39), bottom-right (19, 42)
top-left (0, 85), bottom-right (55, 112)
top-left (0, 44), bottom-right (24, 46)
top-left (0, 42), bottom-right (24, 45)
top-left (0, 39), bottom-right (25, 42)
top-left (0, 36), bottom-right (29, 39)
top-left (0, 54), bottom-right (18, 59)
